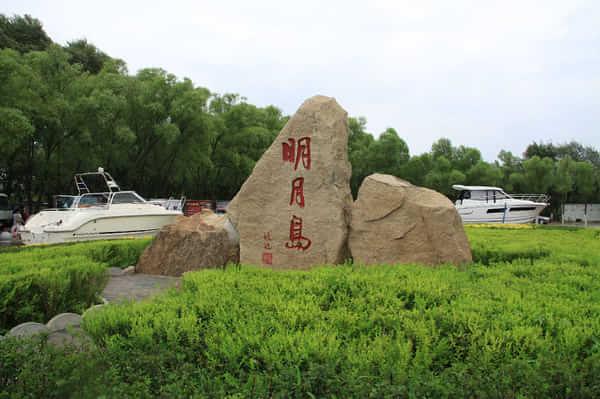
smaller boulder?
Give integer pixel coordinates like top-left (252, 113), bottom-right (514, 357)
top-left (349, 174), bottom-right (472, 266)
top-left (8, 322), bottom-right (50, 338)
top-left (46, 313), bottom-right (82, 332)
top-left (136, 210), bottom-right (239, 276)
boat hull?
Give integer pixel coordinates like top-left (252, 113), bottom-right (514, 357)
top-left (20, 227), bottom-right (162, 245)
top-left (457, 203), bottom-right (547, 224)
top-left (20, 207), bottom-right (180, 245)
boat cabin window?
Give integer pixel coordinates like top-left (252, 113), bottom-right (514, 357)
top-left (458, 191), bottom-right (471, 200)
top-left (463, 189), bottom-right (509, 202)
top-left (78, 194), bottom-right (109, 207)
top-left (468, 190), bottom-right (487, 201)
top-left (111, 192), bottom-right (144, 204)
top-left (495, 191), bottom-right (509, 200)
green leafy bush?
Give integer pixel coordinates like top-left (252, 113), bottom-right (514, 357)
top-left (0, 238), bottom-right (152, 333)
top-left (0, 336), bottom-right (141, 399)
top-left (81, 254), bottom-right (600, 397)
top-left (2, 228), bottom-right (600, 397)
top-left (0, 238), bottom-right (153, 268)
top-left (466, 226), bottom-right (600, 265)
top-left (0, 256), bottom-right (106, 332)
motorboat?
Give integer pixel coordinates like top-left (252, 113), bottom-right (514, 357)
top-left (19, 168), bottom-right (182, 245)
top-left (452, 185), bottom-right (549, 224)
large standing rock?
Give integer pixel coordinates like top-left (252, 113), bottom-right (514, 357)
top-left (136, 210), bottom-right (239, 276)
top-left (227, 95), bottom-right (353, 268)
top-left (349, 174), bottom-right (472, 265)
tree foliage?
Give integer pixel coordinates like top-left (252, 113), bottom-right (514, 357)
top-left (0, 14), bottom-right (52, 53)
top-left (1, 14), bottom-right (599, 220)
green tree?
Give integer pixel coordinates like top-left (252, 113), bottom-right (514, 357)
top-left (400, 153), bottom-right (433, 187)
top-left (573, 161), bottom-right (596, 203)
top-left (205, 94), bottom-right (286, 198)
top-left (554, 156), bottom-right (575, 202)
top-left (466, 161), bottom-right (503, 187)
top-left (524, 141), bottom-right (557, 160)
top-left (424, 156), bottom-right (466, 197)
top-left (64, 39), bottom-right (113, 74)
top-left (431, 138), bottom-right (454, 161)
top-left (24, 45), bottom-right (85, 205)
top-left (347, 117), bottom-right (375, 196)
top-left (553, 156), bottom-right (576, 220)
top-left (0, 14), bottom-right (52, 53)
top-left (522, 156), bottom-right (554, 194)
top-left (364, 128), bottom-right (409, 176)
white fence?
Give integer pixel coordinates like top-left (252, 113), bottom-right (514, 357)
top-left (563, 204), bottom-right (600, 223)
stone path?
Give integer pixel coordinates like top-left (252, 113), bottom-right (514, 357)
top-left (102, 270), bottom-right (181, 303)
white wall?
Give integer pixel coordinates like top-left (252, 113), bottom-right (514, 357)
top-left (563, 204), bottom-right (600, 222)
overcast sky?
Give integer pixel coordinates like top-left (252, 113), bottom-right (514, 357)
top-left (3, 0), bottom-right (600, 160)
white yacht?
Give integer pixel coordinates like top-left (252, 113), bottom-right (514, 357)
top-left (453, 185), bottom-right (549, 224)
top-left (19, 168), bottom-right (182, 245)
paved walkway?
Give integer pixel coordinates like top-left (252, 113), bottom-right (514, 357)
top-left (102, 272), bottom-right (181, 303)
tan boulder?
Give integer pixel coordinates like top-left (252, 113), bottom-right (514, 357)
top-left (136, 210), bottom-right (239, 276)
top-left (349, 174), bottom-right (472, 265)
top-left (227, 95), bottom-right (353, 268)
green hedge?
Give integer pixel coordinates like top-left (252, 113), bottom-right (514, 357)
top-left (2, 229), bottom-right (600, 397)
top-left (0, 238), bottom-right (153, 268)
top-left (0, 238), bottom-right (152, 333)
top-left (466, 225), bottom-right (600, 266)
top-left (77, 261), bottom-right (600, 397)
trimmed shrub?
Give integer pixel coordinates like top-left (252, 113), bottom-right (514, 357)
top-left (466, 225), bottom-right (600, 266)
top-left (80, 257), bottom-right (600, 398)
top-left (2, 229), bottom-right (600, 397)
top-left (0, 238), bottom-right (153, 268)
top-left (0, 336), bottom-right (141, 398)
top-left (0, 257), bottom-right (106, 333)
top-left (0, 238), bottom-right (152, 333)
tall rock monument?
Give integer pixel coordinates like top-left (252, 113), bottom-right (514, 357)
top-left (227, 95), bottom-right (353, 268)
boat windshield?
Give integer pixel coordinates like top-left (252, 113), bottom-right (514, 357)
top-left (54, 195), bottom-right (78, 209)
top-left (78, 193), bottom-right (109, 208)
top-left (110, 192), bottom-right (145, 204)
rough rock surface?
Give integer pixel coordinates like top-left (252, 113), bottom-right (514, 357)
top-left (349, 174), bottom-right (472, 265)
top-left (227, 95), bottom-right (353, 268)
top-left (136, 210), bottom-right (239, 276)
top-left (8, 322), bottom-right (50, 338)
top-left (46, 313), bottom-right (82, 332)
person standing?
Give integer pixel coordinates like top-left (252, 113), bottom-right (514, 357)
top-left (11, 207), bottom-right (24, 239)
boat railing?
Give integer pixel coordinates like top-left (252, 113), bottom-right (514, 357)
top-left (461, 191), bottom-right (550, 204)
top-left (509, 194), bottom-right (550, 203)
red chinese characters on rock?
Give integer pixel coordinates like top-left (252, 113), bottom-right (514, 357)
top-left (281, 137), bottom-right (311, 171)
top-left (263, 231), bottom-right (272, 249)
top-left (262, 231), bottom-right (273, 265)
top-left (285, 215), bottom-right (312, 251)
top-left (281, 136), bottom-right (313, 254)
top-left (289, 177), bottom-right (305, 208)
top-left (262, 252), bottom-right (273, 265)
